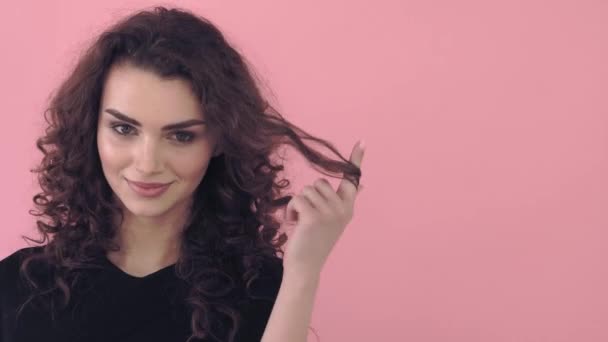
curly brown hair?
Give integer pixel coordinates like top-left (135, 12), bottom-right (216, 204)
top-left (16, 5), bottom-right (361, 342)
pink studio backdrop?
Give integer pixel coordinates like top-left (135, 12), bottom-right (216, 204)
top-left (1, 1), bottom-right (607, 341)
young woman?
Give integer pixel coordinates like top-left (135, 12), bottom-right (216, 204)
top-left (0, 6), bottom-right (364, 342)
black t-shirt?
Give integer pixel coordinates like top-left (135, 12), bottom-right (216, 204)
top-left (0, 246), bottom-right (283, 342)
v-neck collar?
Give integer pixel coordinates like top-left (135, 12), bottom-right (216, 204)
top-left (100, 255), bottom-right (177, 281)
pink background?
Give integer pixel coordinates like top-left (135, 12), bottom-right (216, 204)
top-left (1, 1), bottom-right (607, 341)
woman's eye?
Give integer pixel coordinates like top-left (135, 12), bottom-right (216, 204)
top-left (174, 131), bottom-right (195, 143)
top-left (111, 124), bottom-right (133, 135)
top-left (110, 124), bottom-right (195, 144)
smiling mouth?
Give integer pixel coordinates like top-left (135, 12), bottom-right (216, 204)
top-left (125, 178), bottom-right (172, 188)
top-left (126, 179), bottom-right (172, 197)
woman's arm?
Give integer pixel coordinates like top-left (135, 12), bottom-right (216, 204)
top-left (260, 270), bottom-right (320, 342)
top-left (261, 140), bottom-right (365, 341)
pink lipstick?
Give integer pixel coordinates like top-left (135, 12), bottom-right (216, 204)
top-left (126, 179), bottom-right (172, 198)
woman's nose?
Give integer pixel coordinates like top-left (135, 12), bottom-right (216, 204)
top-left (134, 138), bottom-right (163, 174)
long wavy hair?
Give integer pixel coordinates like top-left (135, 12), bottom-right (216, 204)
top-left (16, 6), bottom-right (361, 342)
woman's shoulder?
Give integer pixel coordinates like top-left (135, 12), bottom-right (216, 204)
top-left (0, 245), bottom-right (46, 287)
top-left (0, 245), bottom-right (45, 269)
top-left (260, 254), bottom-right (283, 277)
top-left (232, 255), bottom-right (283, 340)
top-left (243, 254), bottom-right (283, 300)
top-left (260, 254), bottom-right (283, 285)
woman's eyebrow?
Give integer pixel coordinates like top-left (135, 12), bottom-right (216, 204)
top-left (104, 108), bottom-right (206, 130)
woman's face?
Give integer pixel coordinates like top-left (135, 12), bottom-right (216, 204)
top-left (97, 62), bottom-right (220, 219)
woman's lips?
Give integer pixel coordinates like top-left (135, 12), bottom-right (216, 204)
top-left (126, 179), bottom-right (172, 197)
top-left (128, 180), bottom-right (171, 188)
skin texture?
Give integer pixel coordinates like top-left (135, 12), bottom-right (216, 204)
top-left (96, 62), bottom-right (221, 276)
top-left (262, 140), bottom-right (366, 342)
top-left (282, 140), bottom-right (365, 276)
